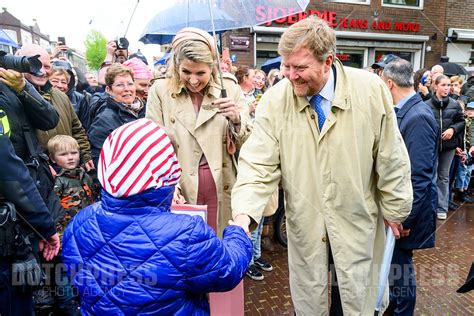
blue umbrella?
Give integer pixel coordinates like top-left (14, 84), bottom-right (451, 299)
top-left (0, 27), bottom-right (18, 48)
top-left (140, 3), bottom-right (235, 45)
top-left (139, 0), bottom-right (310, 45)
top-left (154, 52), bottom-right (173, 65)
top-left (261, 56), bottom-right (281, 74)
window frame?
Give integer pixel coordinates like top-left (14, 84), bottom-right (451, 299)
top-left (323, 0), bottom-right (370, 5)
top-left (381, 0), bottom-right (424, 10)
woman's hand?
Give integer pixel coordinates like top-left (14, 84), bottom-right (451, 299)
top-left (248, 100), bottom-right (257, 116)
top-left (214, 97), bottom-right (241, 124)
top-left (418, 83), bottom-right (429, 96)
top-left (441, 127), bottom-right (454, 140)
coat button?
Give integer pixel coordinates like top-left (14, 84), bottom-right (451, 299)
top-left (171, 118), bottom-right (175, 123)
top-left (322, 236), bottom-right (327, 243)
top-left (223, 163), bottom-right (227, 168)
top-left (224, 185), bottom-right (229, 191)
top-left (311, 114), bottom-right (315, 119)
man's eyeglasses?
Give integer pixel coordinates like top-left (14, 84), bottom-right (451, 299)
top-left (112, 82), bottom-right (135, 89)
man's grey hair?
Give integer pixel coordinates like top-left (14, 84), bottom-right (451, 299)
top-left (382, 59), bottom-right (414, 88)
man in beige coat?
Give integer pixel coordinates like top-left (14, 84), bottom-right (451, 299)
top-left (232, 17), bottom-right (413, 315)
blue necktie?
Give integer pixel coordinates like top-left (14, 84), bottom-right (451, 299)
top-left (310, 94), bottom-right (325, 130)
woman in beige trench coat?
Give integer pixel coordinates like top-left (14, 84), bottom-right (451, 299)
top-left (146, 28), bottom-right (251, 237)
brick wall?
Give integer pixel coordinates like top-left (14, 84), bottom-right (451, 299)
top-left (224, 0), bottom-right (448, 69)
top-left (221, 29), bottom-right (254, 68)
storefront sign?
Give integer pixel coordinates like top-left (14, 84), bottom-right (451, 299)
top-left (230, 36), bottom-right (250, 51)
top-left (255, 7), bottom-right (420, 33)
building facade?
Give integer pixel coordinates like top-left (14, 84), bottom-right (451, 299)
top-left (444, 0), bottom-right (474, 68)
top-left (223, 0), bottom-right (455, 71)
top-left (0, 8), bottom-right (50, 52)
top-left (0, 8), bottom-right (87, 72)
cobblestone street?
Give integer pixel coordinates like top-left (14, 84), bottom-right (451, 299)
top-left (244, 205), bottom-right (474, 315)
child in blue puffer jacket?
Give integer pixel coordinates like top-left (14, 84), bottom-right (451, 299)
top-left (62, 119), bottom-right (252, 315)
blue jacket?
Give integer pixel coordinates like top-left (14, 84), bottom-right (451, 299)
top-left (62, 186), bottom-right (252, 315)
top-left (395, 93), bottom-right (439, 250)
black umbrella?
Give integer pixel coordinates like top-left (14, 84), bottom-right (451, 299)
top-left (437, 62), bottom-right (468, 76)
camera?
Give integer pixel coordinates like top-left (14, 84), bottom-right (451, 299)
top-left (0, 51), bottom-right (43, 76)
top-left (115, 37), bottom-right (129, 50)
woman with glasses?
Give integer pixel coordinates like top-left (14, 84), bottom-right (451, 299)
top-left (88, 63), bottom-right (146, 166)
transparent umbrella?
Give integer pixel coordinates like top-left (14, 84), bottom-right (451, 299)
top-left (140, 0), bottom-right (310, 96)
top-left (139, 0), bottom-right (310, 45)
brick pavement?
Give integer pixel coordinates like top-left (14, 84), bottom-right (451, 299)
top-left (244, 205), bottom-right (474, 315)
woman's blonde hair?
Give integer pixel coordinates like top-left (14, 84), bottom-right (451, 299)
top-left (450, 75), bottom-right (463, 85)
top-left (47, 135), bottom-right (79, 157)
top-left (434, 74), bottom-right (449, 86)
top-left (267, 68), bottom-right (280, 86)
top-left (278, 16), bottom-right (336, 62)
top-left (169, 39), bottom-right (218, 94)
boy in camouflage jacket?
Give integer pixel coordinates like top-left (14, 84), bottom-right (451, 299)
top-left (47, 135), bottom-right (98, 237)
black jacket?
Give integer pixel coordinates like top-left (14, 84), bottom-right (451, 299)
top-left (0, 81), bottom-right (59, 160)
top-left (88, 97), bottom-right (145, 166)
top-left (0, 132), bottom-right (56, 239)
top-left (426, 95), bottom-right (465, 151)
top-left (0, 82), bottom-right (65, 223)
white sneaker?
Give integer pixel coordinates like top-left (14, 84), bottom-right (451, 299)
top-left (437, 212), bottom-right (447, 220)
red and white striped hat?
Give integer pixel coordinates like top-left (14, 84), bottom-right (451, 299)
top-left (98, 118), bottom-right (181, 198)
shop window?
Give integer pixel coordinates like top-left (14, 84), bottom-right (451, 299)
top-left (382, 0), bottom-right (423, 9)
top-left (336, 49), bottom-right (365, 68)
top-left (374, 51), bottom-right (413, 64)
top-left (323, 0), bottom-right (369, 4)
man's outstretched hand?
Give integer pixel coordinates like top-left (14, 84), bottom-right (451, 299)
top-left (230, 213), bottom-right (251, 236)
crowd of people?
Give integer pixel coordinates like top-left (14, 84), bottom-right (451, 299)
top-left (1, 15), bottom-right (473, 316)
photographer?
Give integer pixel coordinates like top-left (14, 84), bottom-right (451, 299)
top-left (0, 58), bottom-right (64, 225)
top-left (98, 38), bottom-right (129, 86)
top-left (17, 44), bottom-right (94, 172)
top-left (0, 79), bottom-right (60, 314)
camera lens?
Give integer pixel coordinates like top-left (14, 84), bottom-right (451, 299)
top-left (0, 51), bottom-right (43, 76)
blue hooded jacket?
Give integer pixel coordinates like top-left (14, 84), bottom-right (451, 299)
top-left (62, 185), bottom-right (252, 315)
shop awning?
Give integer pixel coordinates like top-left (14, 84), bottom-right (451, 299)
top-left (252, 26), bottom-right (429, 42)
top-left (448, 28), bottom-right (474, 42)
